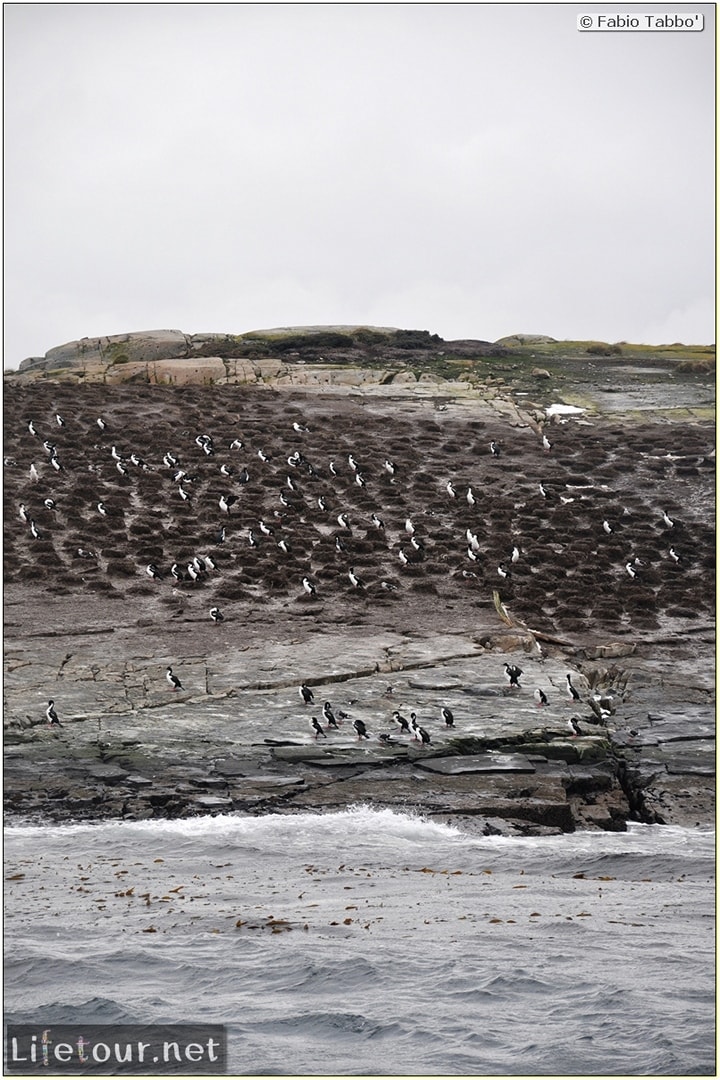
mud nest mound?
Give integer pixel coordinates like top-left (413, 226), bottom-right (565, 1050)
top-left (3, 382), bottom-right (715, 638)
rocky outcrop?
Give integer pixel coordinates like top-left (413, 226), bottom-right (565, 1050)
top-left (13, 326), bottom-right (507, 386)
top-left (20, 329), bottom-right (191, 374)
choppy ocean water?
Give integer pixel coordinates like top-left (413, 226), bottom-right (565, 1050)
top-left (4, 807), bottom-right (715, 1076)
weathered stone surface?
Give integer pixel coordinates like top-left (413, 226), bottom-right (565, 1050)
top-left (30, 330), bottom-right (190, 372)
top-left (414, 753), bottom-right (537, 775)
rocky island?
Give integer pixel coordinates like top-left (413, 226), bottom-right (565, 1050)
top-left (4, 326), bottom-right (715, 834)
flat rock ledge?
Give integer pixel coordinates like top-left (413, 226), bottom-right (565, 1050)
top-left (4, 624), bottom-right (714, 837)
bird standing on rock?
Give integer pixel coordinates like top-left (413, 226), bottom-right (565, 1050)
top-left (210, 607), bottom-right (224, 623)
top-left (310, 717), bottom-right (327, 739)
top-left (299, 683), bottom-right (314, 705)
top-left (566, 674), bottom-right (581, 702)
top-left (166, 667), bottom-right (183, 691)
top-left (441, 707), bottom-right (455, 727)
top-left (534, 688), bottom-right (549, 707)
top-left (353, 718), bottom-right (370, 740)
top-left (46, 700), bottom-right (61, 726)
top-left (393, 711), bottom-right (411, 734)
top-left (567, 717), bottom-right (583, 738)
top-left (504, 663), bottom-right (523, 688)
top-left (322, 702), bottom-right (340, 729)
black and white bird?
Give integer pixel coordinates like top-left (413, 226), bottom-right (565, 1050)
top-left (348, 568), bottom-right (365, 590)
top-left (467, 530), bottom-right (481, 552)
top-left (166, 667), bottom-right (183, 691)
top-left (567, 717), bottom-right (583, 738)
top-left (97, 502), bottom-right (108, 516)
top-left (310, 716), bottom-right (327, 739)
top-left (28, 420), bottom-right (38, 437)
top-left (466, 487), bottom-right (476, 506)
top-left (538, 482), bottom-right (548, 498)
top-left (322, 702), bottom-right (340, 729)
top-left (392, 711), bottom-right (411, 734)
top-left (534, 688), bottom-right (549, 708)
top-left (417, 726), bottom-right (431, 746)
top-left (29, 520), bottom-right (41, 540)
top-left (337, 513), bottom-right (351, 531)
top-left (441, 706), bottom-right (455, 728)
top-left (602, 520), bottom-right (613, 535)
top-left (18, 504), bottom-right (28, 523)
top-left (230, 438), bottom-right (244, 451)
top-left (55, 414), bottom-right (65, 427)
top-left (625, 562), bottom-right (638, 579)
top-left (497, 562), bottom-right (511, 579)
top-left (302, 577), bottom-right (317, 597)
top-left (383, 459), bottom-right (397, 476)
top-left (353, 718), bottom-right (370, 740)
top-left (146, 563), bottom-right (162, 581)
top-left (566, 674), bottom-right (582, 702)
top-left (219, 494), bottom-right (236, 514)
top-left (210, 607), bottom-right (224, 623)
top-left (504, 663), bottom-right (523, 688)
top-left (178, 486), bottom-right (191, 503)
top-left (511, 545), bottom-right (521, 564)
top-left (542, 434), bottom-right (552, 453)
top-left (29, 463), bottom-right (39, 483)
top-left (404, 518), bottom-right (415, 536)
top-left (371, 513), bottom-right (385, 530)
top-left (299, 683), bottom-right (314, 705)
top-left (398, 548), bottom-right (409, 566)
top-left (97, 417), bottom-right (107, 431)
top-left (661, 510), bottom-right (675, 529)
top-left (446, 481), bottom-right (457, 498)
top-left (669, 547), bottom-right (680, 563)
top-left (257, 448), bottom-right (270, 463)
top-left (490, 440), bottom-right (501, 458)
top-left (170, 563), bottom-right (183, 582)
top-left (46, 700), bottom-right (61, 726)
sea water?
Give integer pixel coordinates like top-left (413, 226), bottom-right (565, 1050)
top-left (4, 807), bottom-right (715, 1076)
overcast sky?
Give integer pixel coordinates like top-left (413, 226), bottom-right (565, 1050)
top-left (4, 3), bottom-right (716, 366)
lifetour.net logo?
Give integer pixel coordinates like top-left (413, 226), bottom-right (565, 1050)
top-left (4, 1024), bottom-right (227, 1075)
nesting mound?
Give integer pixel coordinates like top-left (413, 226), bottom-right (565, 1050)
top-left (3, 382), bottom-right (715, 638)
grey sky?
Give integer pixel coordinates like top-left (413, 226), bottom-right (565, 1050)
top-left (4, 3), bottom-right (715, 366)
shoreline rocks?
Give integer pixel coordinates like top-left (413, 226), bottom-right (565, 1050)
top-left (3, 347), bottom-right (714, 834)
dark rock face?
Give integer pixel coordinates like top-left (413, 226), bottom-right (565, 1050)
top-left (3, 375), bottom-right (715, 832)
